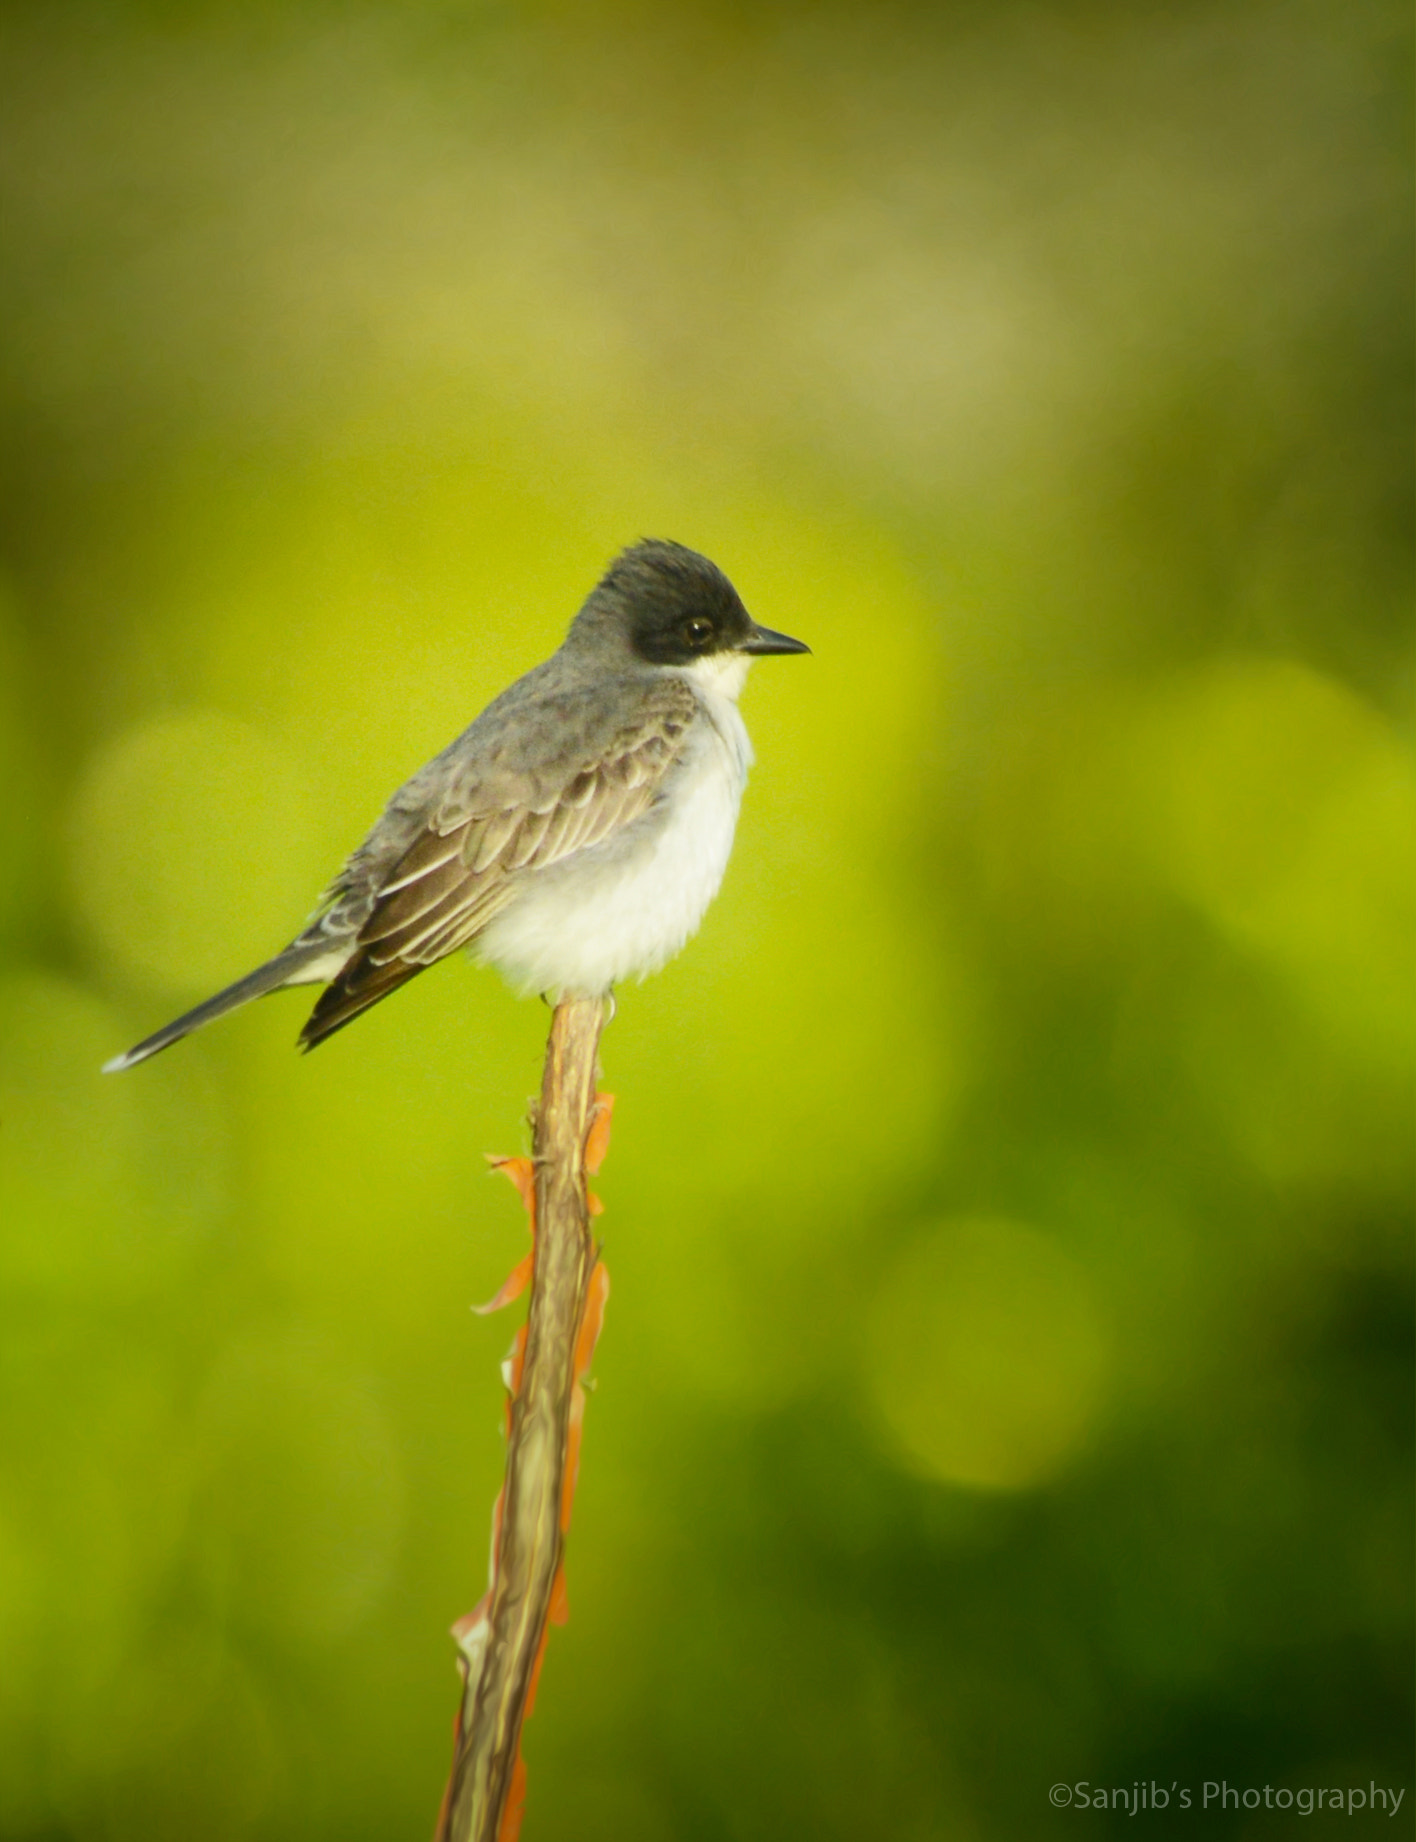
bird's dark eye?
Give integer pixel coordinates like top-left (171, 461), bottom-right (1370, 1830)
top-left (683, 617), bottom-right (714, 648)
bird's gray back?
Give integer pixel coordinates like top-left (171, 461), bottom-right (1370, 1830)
top-left (301, 648), bottom-right (693, 942)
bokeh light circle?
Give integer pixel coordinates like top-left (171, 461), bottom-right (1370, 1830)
top-left (865, 1217), bottom-right (1111, 1490)
top-left (66, 709), bottom-right (323, 994)
top-left (1135, 657), bottom-right (1415, 1063)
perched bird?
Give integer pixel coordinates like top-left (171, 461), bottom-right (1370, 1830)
top-left (104, 539), bottom-right (809, 1071)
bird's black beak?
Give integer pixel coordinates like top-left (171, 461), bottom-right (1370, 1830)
top-left (740, 623), bottom-right (811, 656)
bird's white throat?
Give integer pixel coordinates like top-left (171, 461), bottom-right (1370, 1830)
top-left (684, 650), bottom-right (752, 701)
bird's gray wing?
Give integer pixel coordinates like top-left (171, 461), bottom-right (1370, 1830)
top-left (298, 675), bottom-right (697, 1047)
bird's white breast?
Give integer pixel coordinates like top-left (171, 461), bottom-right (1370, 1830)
top-left (474, 667), bottom-right (754, 997)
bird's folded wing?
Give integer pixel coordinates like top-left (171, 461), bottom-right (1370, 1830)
top-left (297, 677), bottom-right (696, 1045)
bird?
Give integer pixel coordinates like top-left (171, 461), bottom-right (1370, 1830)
top-left (104, 539), bottom-right (809, 1072)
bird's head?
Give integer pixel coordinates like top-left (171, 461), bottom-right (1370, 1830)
top-left (569, 539), bottom-right (810, 675)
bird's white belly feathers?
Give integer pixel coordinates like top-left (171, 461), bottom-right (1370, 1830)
top-left (474, 679), bottom-right (753, 997)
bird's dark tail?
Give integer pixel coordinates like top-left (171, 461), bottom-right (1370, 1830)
top-left (297, 954), bottom-right (424, 1053)
top-left (102, 943), bottom-right (339, 1072)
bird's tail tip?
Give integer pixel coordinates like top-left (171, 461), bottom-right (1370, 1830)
top-left (99, 944), bottom-right (335, 1074)
top-left (101, 1036), bottom-right (172, 1075)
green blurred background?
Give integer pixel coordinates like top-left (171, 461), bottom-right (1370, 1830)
top-left (0, 2), bottom-right (1410, 1836)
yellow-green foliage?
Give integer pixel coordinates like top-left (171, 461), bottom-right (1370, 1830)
top-left (0, 4), bottom-right (1409, 1838)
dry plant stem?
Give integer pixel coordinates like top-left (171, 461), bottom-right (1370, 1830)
top-left (443, 995), bottom-right (606, 1842)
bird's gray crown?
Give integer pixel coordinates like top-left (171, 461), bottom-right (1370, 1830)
top-left (566, 539), bottom-right (755, 667)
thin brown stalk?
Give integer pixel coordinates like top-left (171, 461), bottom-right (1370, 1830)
top-left (437, 995), bottom-right (606, 1842)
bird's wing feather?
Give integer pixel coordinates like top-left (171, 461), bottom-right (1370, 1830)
top-left (297, 675), bottom-right (697, 1048)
